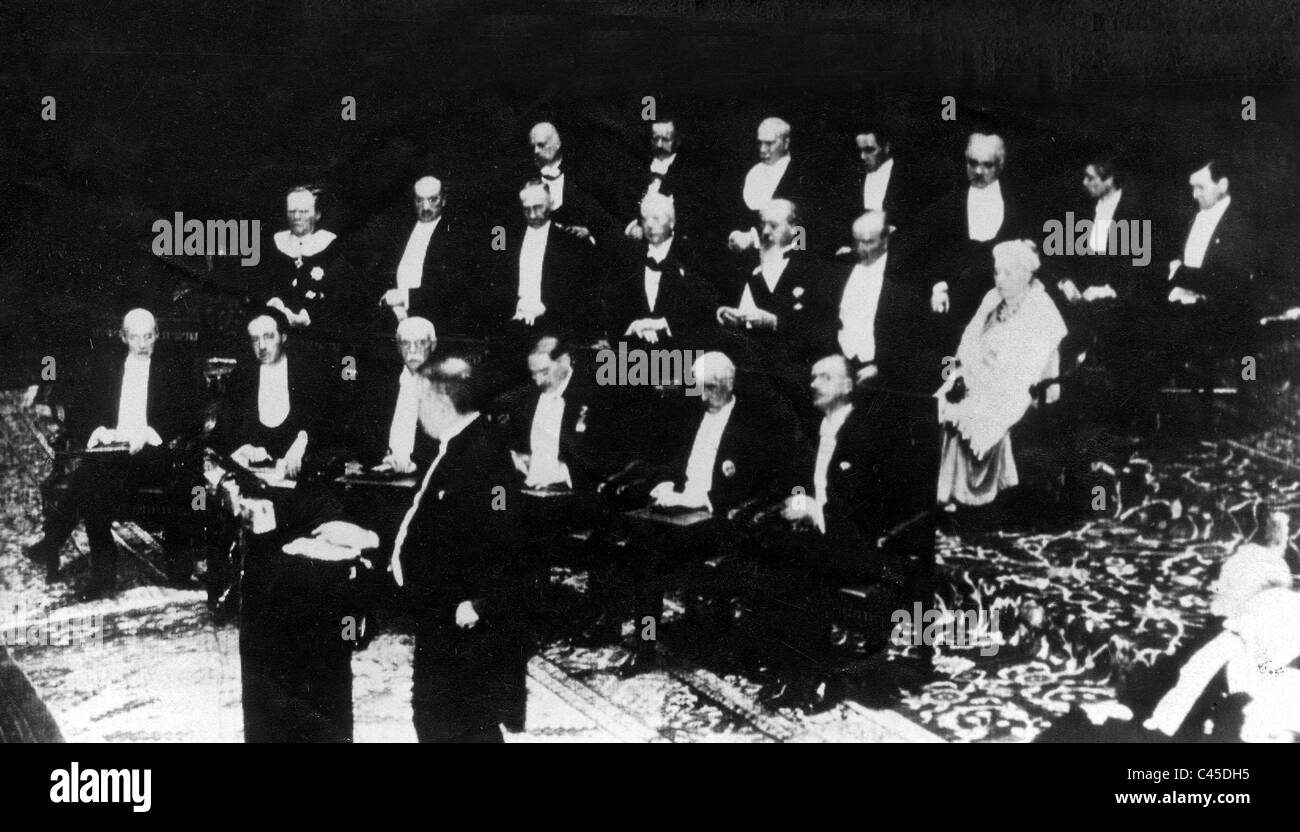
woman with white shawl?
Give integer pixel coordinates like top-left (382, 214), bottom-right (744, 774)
top-left (935, 239), bottom-right (1067, 507)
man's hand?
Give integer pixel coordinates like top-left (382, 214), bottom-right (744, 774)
top-left (717, 306), bottom-right (744, 327)
top-left (1168, 286), bottom-right (1204, 305)
top-left (930, 284), bottom-right (950, 314)
top-left (727, 230), bottom-right (756, 252)
top-left (455, 600), bottom-right (479, 629)
top-left (834, 245), bottom-right (853, 257)
top-left (232, 444), bottom-right (271, 467)
top-left (854, 363), bottom-right (879, 385)
top-left (1058, 278), bottom-right (1082, 303)
top-left (1167, 259), bottom-right (1182, 281)
top-left (624, 220), bottom-right (644, 241)
top-left (562, 225), bottom-right (592, 242)
top-left (509, 450), bottom-right (531, 478)
top-left (282, 444), bottom-right (306, 479)
top-left (382, 453), bottom-right (417, 475)
top-left (513, 299), bottom-right (546, 327)
top-left (744, 309), bottom-right (778, 331)
top-left (87, 426), bottom-right (115, 448)
top-left (648, 481), bottom-right (677, 504)
top-left (625, 318), bottom-right (670, 343)
top-left (1082, 284), bottom-right (1117, 302)
top-left (381, 288), bottom-right (408, 308)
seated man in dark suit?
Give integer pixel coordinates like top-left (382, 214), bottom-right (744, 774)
top-left (345, 316), bottom-right (440, 475)
top-left (363, 175), bottom-right (469, 337)
top-left (493, 336), bottom-right (618, 587)
top-left (206, 307), bottom-right (337, 610)
top-left (389, 356), bottom-right (532, 743)
top-left (26, 308), bottom-right (197, 599)
top-left (605, 192), bottom-right (717, 352)
top-left (921, 131), bottom-right (1038, 351)
top-left (214, 307), bottom-right (333, 477)
top-left (604, 352), bottom-right (802, 675)
top-left (751, 354), bottom-right (937, 713)
top-left (484, 180), bottom-right (597, 345)
top-left (1161, 158), bottom-right (1259, 378)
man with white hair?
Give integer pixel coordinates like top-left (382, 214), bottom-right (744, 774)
top-left (607, 351), bottom-right (801, 675)
top-left (346, 316), bottom-right (440, 474)
top-left (726, 117), bottom-right (811, 254)
top-left (26, 308), bottom-right (198, 599)
top-left (363, 175), bottom-right (468, 335)
top-left (919, 131), bottom-right (1036, 349)
top-left (606, 191), bottom-right (715, 349)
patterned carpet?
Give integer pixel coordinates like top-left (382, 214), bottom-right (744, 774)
top-left (2, 386), bottom-right (1297, 742)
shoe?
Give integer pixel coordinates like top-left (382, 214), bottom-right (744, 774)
top-left (24, 540), bottom-right (60, 583)
top-left (76, 577), bottom-right (117, 604)
top-left (615, 646), bottom-right (663, 679)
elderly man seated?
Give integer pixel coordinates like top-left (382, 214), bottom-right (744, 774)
top-left (26, 308), bottom-right (198, 599)
top-left (934, 239), bottom-right (1067, 508)
top-left (596, 352), bottom-right (801, 675)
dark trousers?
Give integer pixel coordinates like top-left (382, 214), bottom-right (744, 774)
top-left (239, 542), bottom-right (360, 743)
top-left (411, 619), bottom-right (525, 743)
top-left (606, 515), bottom-right (740, 655)
top-left (40, 446), bottom-right (172, 582)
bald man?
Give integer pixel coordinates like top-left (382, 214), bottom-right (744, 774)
top-left (915, 131), bottom-right (1037, 349)
top-left (362, 175), bottom-right (468, 335)
top-left (27, 309), bottom-right (198, 599)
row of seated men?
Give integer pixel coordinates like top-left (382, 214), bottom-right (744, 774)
top-left (231, 116), bottom-right (1265, 408)
top-left (25, 300), bottom-right (936, 718)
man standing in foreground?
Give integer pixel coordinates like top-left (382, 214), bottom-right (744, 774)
top-left (390, 357), bottom-right (532, 742)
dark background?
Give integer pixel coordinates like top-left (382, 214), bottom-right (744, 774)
top-left (0, 0), bottom-right (1297, 379)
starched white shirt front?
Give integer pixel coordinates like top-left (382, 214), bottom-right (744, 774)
top-left (740, 247), bottom-right (791, 312)
top-left (743, 154), bottom-right (791, 211)
top-left (387, 368), bottom-right (421, 462)
top-left (1089, 189), bottom-right (1123, 254)
top-left (518, 222), bottom-right (550, 309)
top-left (1183, 195), bottom-right (1231, 269)
top-left (838, 254), bottom-right (887, 363)
top-left (528, 374), bottom-right (572, 487)
top-left (257, 359), bottom-right (291, 429)
top-left (862, 157), bottom-right (894, 211)
top-left (396, 216), bottom-right (441, 290)
top-left (116, 354), bottom-right (151, 432)
top-left (814, 403), bottom-right (853, 511)
top-left (966, 179), bottom-right (1005, 242)
top-left (682, 397), bottom-right (736, 506)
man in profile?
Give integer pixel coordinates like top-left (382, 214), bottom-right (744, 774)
top-left (390, 357), bottom-right (532, 742)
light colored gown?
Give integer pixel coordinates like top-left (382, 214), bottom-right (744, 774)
top-left (935, 280), bottom-right (1067, 505)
